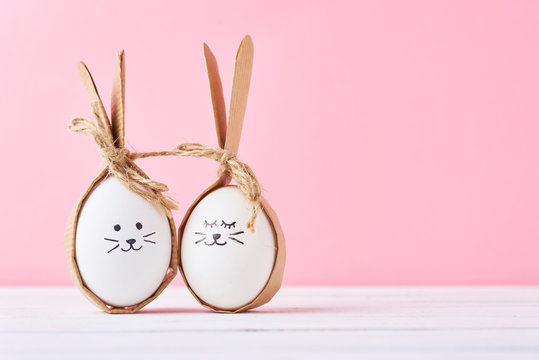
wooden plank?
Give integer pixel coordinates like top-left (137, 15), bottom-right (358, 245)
top-left (0, 287), bottom-right (538, 359)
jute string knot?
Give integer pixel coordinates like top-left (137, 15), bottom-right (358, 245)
top-left (104, 147), bottom-right (130, 164)
top-left (133, 143), bottom-right (262, 231)
top-left (183, 143), bottom-right (261, 231)
top-left (68, 104), bottom-right (177, 211)
top-left (177, 143), bottom-right (261, 231)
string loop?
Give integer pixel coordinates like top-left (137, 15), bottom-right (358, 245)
top-left (69, 117), bottom-right (262, 231)
top-left (69, 115), bottom-right (177, 211)
top-left (132, 143), bottom-right (262, 231)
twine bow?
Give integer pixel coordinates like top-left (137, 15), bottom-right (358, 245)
top-left (133, 143), bottom-right (262, 231)
top-left (69, 106), bottom-right (262, 231)
top-left (69, 102), bottom-right (177, 211)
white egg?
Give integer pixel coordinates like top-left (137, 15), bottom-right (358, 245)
top-left (76, 176), bottom-right (172, 307)
top-left (181, 186), bottom-right (276, 310)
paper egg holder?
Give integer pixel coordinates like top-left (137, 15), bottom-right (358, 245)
top-left (177, 36), bottom-right (286, 313)
top-left (64, 52), bottom-right (178, 314)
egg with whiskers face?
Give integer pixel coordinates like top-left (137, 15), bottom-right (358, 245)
top-left (181, 186), bottom-right (276, 310)
top-left (75, 176), bottom-right (172, 307)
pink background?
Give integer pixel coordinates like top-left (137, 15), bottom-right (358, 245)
top-left (1, 1), bottom-right (538, 286)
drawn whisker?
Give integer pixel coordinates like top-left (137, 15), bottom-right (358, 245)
top-left (228, 237), bottom-right (244, 245)
top-left (195, 237), bottom-right (206, 244)
top-left (143, 232), bottom-right (156, 238)
top-left (104, 238), bottom-right (119, 242)
top-left (230, 231), bottom-right (244, 236)
top-left (195, 232), bottom-right (207, 235)
top-left (107, 244), bottom-right (120, 253)
top-left (143, 239), bottom-right (156, 244)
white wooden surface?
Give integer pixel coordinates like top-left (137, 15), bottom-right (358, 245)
top-left (1, 286), bottom-right (538, 359)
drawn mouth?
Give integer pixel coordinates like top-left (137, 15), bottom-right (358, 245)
top-left (203, 240), bottom-right (227, 246)
top-left (121, 244), bottom-right (143, 252)
top-left (194, 231), bottom-right (244, 246)
top-left (105, 233), bottom-right (154, 254)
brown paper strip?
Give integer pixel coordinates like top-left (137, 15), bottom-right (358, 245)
top-left (111, 50), bottom-right (126, 148)
top-left (224, 35), bottom-right (253, 156)
top-left (204, 44), bottom-right (227, 150)
top-left (77, 62), bottom-right (113, 142)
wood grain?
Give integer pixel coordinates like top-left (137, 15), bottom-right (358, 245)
top-left (1, 287), bottom-right (538, 359)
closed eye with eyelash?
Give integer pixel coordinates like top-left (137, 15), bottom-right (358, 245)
top-left (204, 220), bottom-right (217, 228)
top-left (221, 221), bottom-right (236, 229)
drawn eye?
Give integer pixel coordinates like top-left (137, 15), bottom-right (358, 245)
top-left (204, 220), bottom-right (217, 228)
top-left (136, 222), bottom-right (143, 230)
top-left (114, 224), bottom-right (121, 232)
top-left (221, 220), bottom-right (236, 229)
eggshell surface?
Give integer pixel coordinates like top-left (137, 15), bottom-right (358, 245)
top-left (76, 176), bottom-right (172, 307)
top-left (181, 186), bottom-right (276, 310)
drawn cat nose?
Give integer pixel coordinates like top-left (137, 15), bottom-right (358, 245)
top-left (212, 233), bottom-right (221, 240)
top-left (126, 239), bottom-right (136, 245)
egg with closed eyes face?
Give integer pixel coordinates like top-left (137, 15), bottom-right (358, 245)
top-left (181, 186), bottom-right (276, 311)
top-left (75, 176), bottom-right (172, 307)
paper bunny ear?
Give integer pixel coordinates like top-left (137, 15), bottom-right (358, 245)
top-left (77, 62), bottom-right (114, 142)
top-left (110, 51), bottom-right (126, 148)
top-left (225, 35), bottom-right (254, 155)
top-left (204, 44), bottom-right (227, 149)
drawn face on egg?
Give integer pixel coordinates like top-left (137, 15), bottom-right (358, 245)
top-left (193, 219), bottom-right (245, 246)
top-left (181, 186), bottom-right (276, 310)
top-left (104, 221), bottom-right (158, 253)
top-left (76, 176), bottom-right (172, 307)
